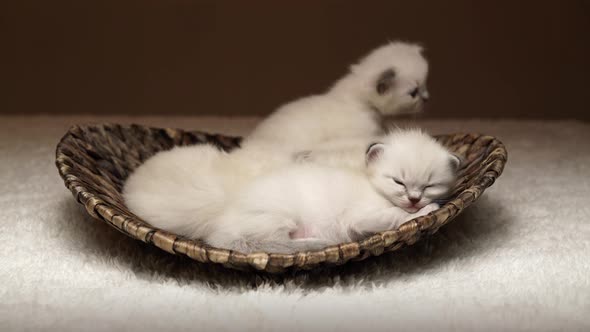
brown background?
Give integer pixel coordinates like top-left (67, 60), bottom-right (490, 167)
top-left (2, 1), bottom-right (589, 119)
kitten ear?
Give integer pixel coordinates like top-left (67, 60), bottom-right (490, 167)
top-left (376, 69), bottom-right (396, 95)
top-left (366, 143), bottom-right (385, 164)
top-left (449, 154), bottom-right (462, 171)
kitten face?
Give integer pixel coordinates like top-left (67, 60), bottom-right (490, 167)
top-left (366, 130), bottom-right (459, 213)
top-left (351, 42), bottom-right (429, 115)
top-left (373, 66), bottom-right (429, 115)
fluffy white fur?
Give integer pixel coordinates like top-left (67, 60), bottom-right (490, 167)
top-left (294, 136), bottom-right (381, 170)
top-left (123, 42), bottom-right (429, 237)
top-left (123, 142), bottom-right (293, 238)
top-left (366, 130), bottom-right (459, 212)
top-left (124, 129), bottom-right (456, 254)
top-left (245, 42), bottom-right (429, 152)
top-left (206, 131), bottom-right (456, 253)
top-left (205, 164), bottom-right (440, 254)
top-left (124, 43), bottom-right (429, 231)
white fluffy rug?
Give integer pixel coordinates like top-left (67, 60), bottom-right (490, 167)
top-left (1, 116), bottom-right (589, 332)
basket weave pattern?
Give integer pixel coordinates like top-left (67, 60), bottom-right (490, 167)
top-left (56, 124), bottom-right (507, 273)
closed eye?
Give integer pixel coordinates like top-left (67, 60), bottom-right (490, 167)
top-left (424, 183), bottom-right (442, 189)
top-left (392, 177), bottom-right (405, 186)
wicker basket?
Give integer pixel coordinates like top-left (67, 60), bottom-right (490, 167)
top-left (55, 124), bottom-right (507, 273)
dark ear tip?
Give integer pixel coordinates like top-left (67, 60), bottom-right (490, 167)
top-left (450, 154), bottom-right (462, 170)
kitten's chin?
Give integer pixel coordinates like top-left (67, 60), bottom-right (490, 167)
top-left (408, 102), bottom-right (425, 114)
top-left (403, 206), bottom-right (420, 213)
top-left (390, 104), bottom-right (423, 116)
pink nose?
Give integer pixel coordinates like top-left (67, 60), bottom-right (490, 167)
top-left (409, 197), bottom-right (421, 205)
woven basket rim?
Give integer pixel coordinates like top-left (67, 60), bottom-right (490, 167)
top-left (55, 123), bottom-right (507, 273)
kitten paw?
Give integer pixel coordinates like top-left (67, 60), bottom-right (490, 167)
top-left (419, 203), bottom-right (440, 215)
top-left (408, 203), bottom-right (440, 220)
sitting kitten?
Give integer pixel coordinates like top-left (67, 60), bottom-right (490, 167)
top-left (245, 41), bottom-right (430, 152)
top-left (206, 130), bottom-right (459, 254)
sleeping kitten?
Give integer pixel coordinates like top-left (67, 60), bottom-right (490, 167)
top-left (244, 41), bottom-right (430, 152)
top-left (123, 142), bottom-right (293, 238)
top-left (206, 130), bottom-right (459, 254)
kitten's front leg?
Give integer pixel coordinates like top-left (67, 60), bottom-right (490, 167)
top-left (348, 207), bottom-right (411, 239)
top-left (349, 203), bottom-right (440, 239)
top-left (405, 203), bottom-right (440, 222)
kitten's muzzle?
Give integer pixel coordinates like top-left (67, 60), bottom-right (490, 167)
top-left (420, 90), bottom-right (430, 102)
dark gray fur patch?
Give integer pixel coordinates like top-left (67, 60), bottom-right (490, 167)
top-left (376, 69), bottom-right (396, 95)
top-left (449, 154), bottom-right (462, 171)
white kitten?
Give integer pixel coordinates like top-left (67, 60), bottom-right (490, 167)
top-left (206, 130), bottom-right (458, 254)
top-left (123, 142), bottom-right (294, 238)
top-left (244, 41), bottom-right (429, 152)
top-left (364, 130), bottom-right (460, 213)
